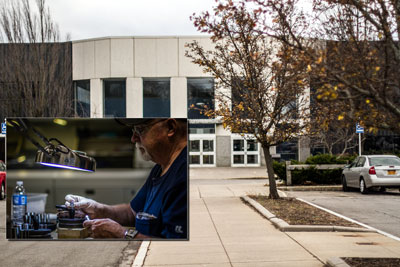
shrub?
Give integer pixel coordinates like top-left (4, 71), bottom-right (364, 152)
top-left (291, 168), bottom-right (342, 185)
top-left (275, 154), bottom-right (347, 185)
top-left (273, 160), bottom-right (286, 180)
top-left (305, 154), bottom-right (347, 164)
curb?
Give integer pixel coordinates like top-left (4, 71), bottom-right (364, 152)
top-left (131, 241), bottom-right (150, 267)
top-left (241, 196), bottom-right (376, 233)
top-left (278, 185), bottom-right (342, 191)
top-left (326, 257), bottom-right (351, 267)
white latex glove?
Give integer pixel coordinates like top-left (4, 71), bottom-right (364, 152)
top-left (65, 194), bottom-right (102, 219)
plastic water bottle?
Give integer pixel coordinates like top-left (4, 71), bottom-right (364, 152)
top-left (12, 181), bottom-right (27, 226)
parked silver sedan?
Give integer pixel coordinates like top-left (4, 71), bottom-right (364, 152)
top-left (342, 155), bottom-right (400, 194)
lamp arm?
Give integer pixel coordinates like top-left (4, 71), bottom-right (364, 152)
top-left (48, 138), bottom-right (71, 154)
top-left (8, 119), bottom-right (52, 157)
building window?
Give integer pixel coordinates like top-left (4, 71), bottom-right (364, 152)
top-left (231, 136), bottom-right (260, 166)
top-left (231, 78), bottom-right (249, 119)
top-left (282, 99), bottom-right (298, 119)
top-left (143, 78), bottom-right (170, 117)
top-left (104, 79), bottom-right (126, 117)
top-left (187, 78), bottom-right (214, 119)
top-left (189, 124), bottom-right (215, 134)
top-left (189, 136), bottom-right (216, 166)
top-left (74, 80), bottom-right (90, 117)
top-left (276, 140), bottom-right (298, 161)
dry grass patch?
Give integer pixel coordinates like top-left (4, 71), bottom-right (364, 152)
top-left (343, 257), bottom-right (400, 267)
top-left (249, 195), bottom-right (360, 227)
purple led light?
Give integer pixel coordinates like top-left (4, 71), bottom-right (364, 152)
top-left (39, 162), bottom-right (94, 172)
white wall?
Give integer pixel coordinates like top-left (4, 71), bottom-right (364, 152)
top-left (73, 36), bottom-right (215, 118)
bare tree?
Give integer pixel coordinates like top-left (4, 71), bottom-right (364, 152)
top-left (0, 0), bottom-right (73, 120)
top-left (186, 1), bottom-right (311, 198)
top-left (310, 97), bottom-right (361, 156)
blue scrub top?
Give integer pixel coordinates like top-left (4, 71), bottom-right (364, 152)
top-left (130, 146), bottom-right (188, 238)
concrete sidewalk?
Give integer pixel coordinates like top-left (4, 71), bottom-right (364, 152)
top-left (140, 169), bottom-right (400, 266)
top-left (190, 167), bottom-right (268, 180)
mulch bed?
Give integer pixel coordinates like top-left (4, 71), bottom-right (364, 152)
top-left (249, 195), bottom-right (360, 227)
top-left (343, 257), bottom-right (400, 267)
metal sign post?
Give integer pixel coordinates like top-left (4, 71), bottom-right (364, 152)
top-left (356, 123), bottom-right (364, 156)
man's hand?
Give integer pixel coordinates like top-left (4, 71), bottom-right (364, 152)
top-left (83, 219), bottom-right (125, 238)
top-left (65, 194), bottom-right (103, 219)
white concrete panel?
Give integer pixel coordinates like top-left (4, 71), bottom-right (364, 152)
top-left (135, 39), bottom-right (157, 77)
top-left (216, 124), bottom-right (231, 136)
top-left (171, 77), bottom-right (187, 118)
top-left (111, 38), bottom-right (134, 77)
top-left (179, 37), bottom-right (214, 77)
top-left (90, 79), bottom-right (103, 118)
top-left (73, 41), bottom-right (95, 80)
top-left (215, 86), bottom-right (231, 112)
top-left (156, 38), bottom-right (178, 76)
top-left (135, 38), bottom-right (179, 77)
top-left (95, 39), bottom-right (110, 78)
top-left (72, 42), bottom-right (84, 80)
top-left (126, 78), bottom-right (143, 117)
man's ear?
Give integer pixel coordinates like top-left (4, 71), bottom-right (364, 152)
top-left (166, 119), bottom-right (177, 137)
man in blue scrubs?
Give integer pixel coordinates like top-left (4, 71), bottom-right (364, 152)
top-left (65, 119), bottom-right (187, 239)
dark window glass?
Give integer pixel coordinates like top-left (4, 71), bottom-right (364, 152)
top-left (143, 78), bottom-right (170, 117)
top-left (247, 140), bottom-right (258, 151)
top-left (231, 78), bottom-right (249, 119)
top-left (233, 140), bottom-right (244, 151)
top-left (189, 140), bottom-right (200, 152)
top-left (203, 155), bottom-right (214, 164)
top-left (74, 80), bottom-right (90, 117)
top-left (369, 157), bottom-right (400, 166)
top-left (247, 155), bottom-right (258, 164)
top-left (189, 124), bottom-right (215, 134)
top-left (233, 155), bottom-right (244, 164)
top-left (282, 99), bottom-right (298, 119)
top-left (188, 78), bottom-right (214, 119)
top-left (190, 155), bottom-right (200, 164)
top-left (276, 140), bottom-right (298, 161)
top-left (104, 80), bottom-right (126, 117)
top-left (203, 140), bottom-right (214, 152)
top-left (356, 157), bottom-right (366, 167)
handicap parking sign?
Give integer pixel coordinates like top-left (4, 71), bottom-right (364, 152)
top-left (1, 123), bottom-right (5, 134)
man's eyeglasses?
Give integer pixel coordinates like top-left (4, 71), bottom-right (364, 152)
top-left (132, 119), bottom-right (165, 136)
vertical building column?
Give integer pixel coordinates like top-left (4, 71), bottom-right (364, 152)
top-left (126, 78), bottom-right (143, 118)
top-left (170, 77), bottom-right (187, 118)
top-left (90, 79), bottom-right (103, 118)
top-left (298, 136), bottom-right (311, 162)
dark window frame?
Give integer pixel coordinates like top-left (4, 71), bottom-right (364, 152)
top-left (143, 78), bottom-right (171, 117)
top-left (103, 79), bottom-right (126, 118)
top-left (74, 80), bottom-right (91, 117)
top-left (187, 77), bottom-right (215, 119)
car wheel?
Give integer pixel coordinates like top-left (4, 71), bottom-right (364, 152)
top-left (360, 178), bottom-right (368, 194)
top-left (342, 175), bottom-right (348, 192)
top-left (0, 183), bottom-right (4, 200)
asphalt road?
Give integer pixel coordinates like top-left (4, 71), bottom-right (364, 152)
top-left (285, 189), bottom-right (400, 239)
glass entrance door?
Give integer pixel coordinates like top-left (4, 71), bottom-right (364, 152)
top-left (231, 136), bottom-right (260, 166)
top-left (189, 135), bottom-right (216, 167)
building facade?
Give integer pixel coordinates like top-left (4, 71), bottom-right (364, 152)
top-left (71, 36), bottom-right (313, 167)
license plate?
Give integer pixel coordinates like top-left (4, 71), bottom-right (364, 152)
top-left (388, 170), bottom-right (396, 175)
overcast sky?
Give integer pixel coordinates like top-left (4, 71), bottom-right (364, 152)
top-left (48, 0), bottom-right (217, 41)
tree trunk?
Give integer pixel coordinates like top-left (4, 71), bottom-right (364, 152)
top-left (262, 144), bottom-right (280, 199)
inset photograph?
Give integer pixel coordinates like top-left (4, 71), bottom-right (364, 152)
top-left (6, 118), bottom-right (188, 240)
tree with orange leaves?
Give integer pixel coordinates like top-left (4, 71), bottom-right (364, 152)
top-left (186, 1), bottom-right (312, 198)
top-left (251, 0), bottom-right (400, 133)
